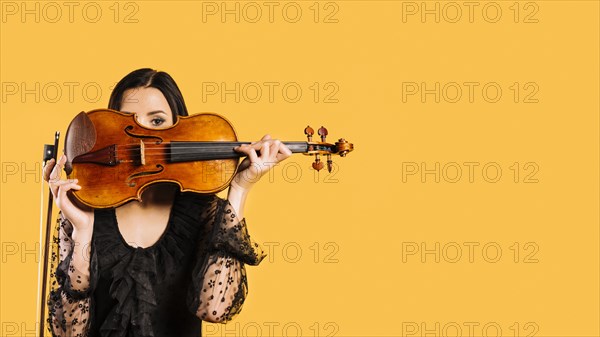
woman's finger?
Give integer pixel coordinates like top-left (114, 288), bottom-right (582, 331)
top-left (270, 140), bottom-right (282, 159)
top-left (56, 180), bottom-right (81, 200)
top-left (245, 135), bottom-right (271, 153)
top-left (269, 140), bottom-right (291, 163)
top-left (234, 142), bottom-right (261, 151)
top-left (276, 151), bottom-right (291, 162)
top-left (247, 147), bottom-right (259, 163)
top-left (48, 178), bottom-right (71, 199)
top-left (49, 154), bottom-right (66, 182)
top-left (50, 179), bottom-right (79, 204)
top-left (281, 142), bottom-right (292, 156)
top-left (52, 179), bottom-right (79, 191)
top-left (43, 158), bottom-right (55, 182)
top-left (48, 182), bottom-right (59, 200)
top-left (235, 144), bottom-right (259, 164)
top-left (260, 141), bottom-right (271, 162)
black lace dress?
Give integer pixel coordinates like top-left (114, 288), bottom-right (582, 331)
top-left (47, 191), bottom-right (266, 337)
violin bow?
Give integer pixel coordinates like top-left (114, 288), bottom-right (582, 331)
top-left (37, 132), bottom-right (60, 337)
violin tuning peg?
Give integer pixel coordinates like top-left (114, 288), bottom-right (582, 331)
top-left (312, 160), bottom-right (324, 171)
top-left (327, 154), bottom-right (332, 173)
top-left (318, 126), bottom-right (328, 142)
top-left (312, 154), bottom-right (323, 171)
top-left (304, 126), bottom-right (314, 142)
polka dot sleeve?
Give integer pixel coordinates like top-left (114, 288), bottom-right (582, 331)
top-left (47, 212), bottom-right (97, 337)
top-left (188, 197), bottom-right (266, 323)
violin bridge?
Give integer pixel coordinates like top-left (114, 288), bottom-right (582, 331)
top-left (140, 139), bottom-right (146, 165)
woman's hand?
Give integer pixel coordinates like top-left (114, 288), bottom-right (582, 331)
top-left (231, 134), bottom-right (292, 192)
top-left (43, 154), bottom-right (94, 232)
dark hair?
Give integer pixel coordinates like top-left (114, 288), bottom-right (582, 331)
top-left (108, 68), bottom-right (188, 121)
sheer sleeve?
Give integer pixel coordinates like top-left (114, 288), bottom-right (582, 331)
top-left (187, 196), bottom-right (266, 323)
top-left (47, 212), bottom-right (97, 337)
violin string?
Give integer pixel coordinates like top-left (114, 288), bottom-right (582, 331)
top-left (115, 142), bottom-right (304, 152)
top-left (118, 144), bottom-right (251, 149)
top-left (100, 144), bottom-right (309, 159)
top-left (115, 141), bottom-right (306, 148)
top-left (116, 146), bottom-right (243, 153)
top-left (112, 143), bottom-right (308, 155)
top-left (69, 143), bottom-right (307, 162)
top-left (109, 152), bottom-right (308, 161)
top-left (114, 148), bottom-right (307, 157)
top-left (75, 149), bottom-right (317, 163)
top-left (115, 149), bottom-right (254, 156)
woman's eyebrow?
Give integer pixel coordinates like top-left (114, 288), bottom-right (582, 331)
top-left (121, 110), bottom-right (167, 115)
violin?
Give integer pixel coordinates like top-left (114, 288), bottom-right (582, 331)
top-left (63, 108), bottom-right (354, 208)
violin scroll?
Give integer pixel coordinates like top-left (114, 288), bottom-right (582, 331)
top-left (336, 138), bottom-right (352, 157)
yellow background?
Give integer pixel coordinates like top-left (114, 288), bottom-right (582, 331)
top-left (1, 1), bottom-right (598, 336)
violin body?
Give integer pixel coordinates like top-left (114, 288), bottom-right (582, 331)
top-left (64, 109), bottom-right (353, 208)
top-left (65, 109), bottom-right (240, 208)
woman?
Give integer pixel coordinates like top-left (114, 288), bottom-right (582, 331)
top-left (43, 68), bottom-right (292, 337)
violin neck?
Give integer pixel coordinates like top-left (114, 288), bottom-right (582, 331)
top-left (169, 141), bottom-right (308, 162)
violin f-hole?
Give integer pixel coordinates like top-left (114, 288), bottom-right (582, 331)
top-left (126, 164), bottom-right (165, 187)
top-left (124, 125), bottom-right (164, 144)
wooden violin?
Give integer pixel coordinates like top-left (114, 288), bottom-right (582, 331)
top-left (64, 109), bottom-right (354, 208)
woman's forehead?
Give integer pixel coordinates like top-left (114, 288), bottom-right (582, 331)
top-left (120, 87), bottom-right (172, 114)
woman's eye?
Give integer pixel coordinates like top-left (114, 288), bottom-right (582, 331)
top-left (151, 118), bottom-right (165, 126)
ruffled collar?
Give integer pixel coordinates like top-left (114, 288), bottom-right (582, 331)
top-left (93, 191), bottom-right (203, 337)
